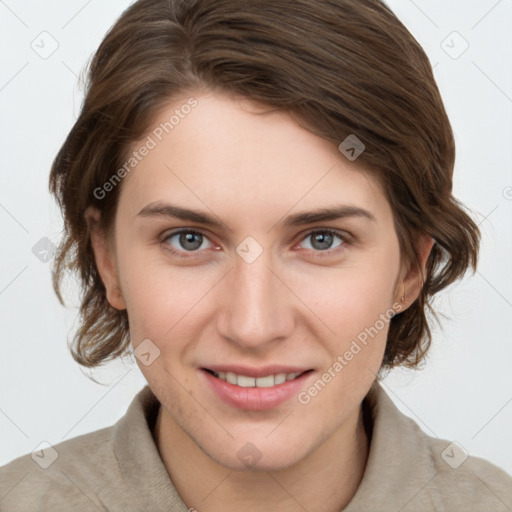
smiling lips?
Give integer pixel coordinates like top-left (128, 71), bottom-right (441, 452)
top-left (200, 365), bottom-right (314, 410)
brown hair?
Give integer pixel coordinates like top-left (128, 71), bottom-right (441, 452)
top-left (49, 0), bottom-right (480, 370)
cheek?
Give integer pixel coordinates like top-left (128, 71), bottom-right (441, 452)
top-left (295, 258), bottom-right (398, 339)
top-left (294, 270), bottom-right (395, 421)
top-left (116, 245), bottom-right (215, 343)
top-left (290, 246), bottom-right (399, 378)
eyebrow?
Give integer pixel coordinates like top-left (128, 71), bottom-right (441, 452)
top-left (137, 201), bottom-right (376, 229)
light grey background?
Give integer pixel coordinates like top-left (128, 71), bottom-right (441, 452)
top-left (1, 0), bottom-right (511, 478)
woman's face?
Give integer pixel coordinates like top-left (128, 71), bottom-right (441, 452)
top-left (96, 91), bottom-right (408, 470)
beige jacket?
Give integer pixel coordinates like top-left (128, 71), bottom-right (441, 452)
top-left (1, 381), bottom-right (511, 511)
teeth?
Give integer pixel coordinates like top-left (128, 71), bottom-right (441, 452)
top-left (210, 370), bottom-right (304, 387)
top-left (255, 375), bottom-right (275, 388)
top-left (237, 375), bottom-right (256, 387)
top-left (274, 373), bottom-right (287, 385)
top-left (226, 372), bottom-right (237, 385)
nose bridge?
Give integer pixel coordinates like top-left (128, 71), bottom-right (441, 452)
top-left (218, 247), bottom-right (294, 347)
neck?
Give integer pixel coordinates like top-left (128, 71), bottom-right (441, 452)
top-left (153, 403), bottom-right (370, 512)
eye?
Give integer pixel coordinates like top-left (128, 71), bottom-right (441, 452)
top-left (297, 229), bottom-right (348, 253)
top-left (160, 227), bottom-right (350, 259)
top-left (161, 229), bottom-right (214, 256)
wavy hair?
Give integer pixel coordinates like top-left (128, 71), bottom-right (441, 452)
top-left (49, 0), bottom-right (480, 369)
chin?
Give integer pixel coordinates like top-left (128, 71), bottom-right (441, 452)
top-left (201, 435), bottom-right (312, 472)
top-left (211, 450), bottom-right (305, 473)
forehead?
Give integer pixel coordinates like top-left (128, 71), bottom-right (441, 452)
top-left (117, 91), bottom-right (391, 226)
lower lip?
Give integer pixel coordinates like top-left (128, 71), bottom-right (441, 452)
top-left (200, 369), bottom-right (314, 411)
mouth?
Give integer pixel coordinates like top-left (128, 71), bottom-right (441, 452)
top-left (200, 366), bottom-right (315, 410)
top-left (201, 368), bottom-right (314, 388)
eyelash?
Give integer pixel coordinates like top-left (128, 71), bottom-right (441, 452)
top-left (160, 228), bottom-right (351, 259)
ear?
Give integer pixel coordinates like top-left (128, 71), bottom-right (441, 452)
top-left (397, 234), bottom-right (435, 310)
top-left (85, 206), bottom-right (126, 310)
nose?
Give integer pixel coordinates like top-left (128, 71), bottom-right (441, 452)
top-left (216, 247), bottom-right (296, 350)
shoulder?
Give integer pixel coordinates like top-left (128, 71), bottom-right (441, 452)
top-left (421, 432), bottom-right (512, 510)
top-left (350, 381), bottom-right (512, 511)
top-left (0, 385), bottom-right (167, 512)
top-left (0, 425), bottom-right (128, 512)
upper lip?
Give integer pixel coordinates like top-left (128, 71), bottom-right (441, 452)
top-left (202, 365), bottom-right (313, 378)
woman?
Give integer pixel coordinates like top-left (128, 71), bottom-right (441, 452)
top-left (1, 0), bottom-right (511, 510)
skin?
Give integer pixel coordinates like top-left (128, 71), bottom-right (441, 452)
top-left (87, 90), bottom-right (433, 512)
